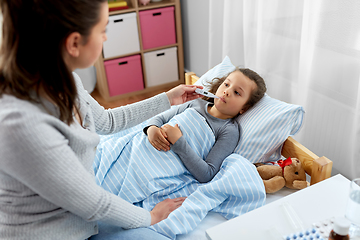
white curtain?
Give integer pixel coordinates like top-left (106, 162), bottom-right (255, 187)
top-left (208, 0), bottom-right (360, 179)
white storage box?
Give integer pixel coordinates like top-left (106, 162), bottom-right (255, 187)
top-left (103, 12), bottom-right (140, 59)
top-left (144, 47), bottom-right (179, 87)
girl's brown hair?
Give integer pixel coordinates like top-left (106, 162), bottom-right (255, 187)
top-left (0, 0), bottom-right (107, 124)
top-left (203, 68), bottom-right (267, 113)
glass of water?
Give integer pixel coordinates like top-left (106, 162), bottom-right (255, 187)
top-left (345, 178), bottom-right (360, 238)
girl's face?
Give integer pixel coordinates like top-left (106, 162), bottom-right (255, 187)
top-left (211, 71), bottom-right (256, 119)
top-left (74, 2), bottom-right (109, 69)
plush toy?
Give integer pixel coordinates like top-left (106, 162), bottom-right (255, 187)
top-left (256, 157), bottom-right (309, 194)
top-left (139, 0), bottom-right (151, 6)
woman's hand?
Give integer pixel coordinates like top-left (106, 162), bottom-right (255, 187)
top-left (150, 197), bottom-right (186, 225)
top-left (161, 124), bottom-right (182, 144)
top-left (166, 84), bottom-right (203, 106)
top-left (147, 125), bottom-right (170, 151)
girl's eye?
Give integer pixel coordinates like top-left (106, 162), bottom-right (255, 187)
top-left (235, 91), bottom-right (240, 96)
top-left (224, 83), bottom-right (229, 87)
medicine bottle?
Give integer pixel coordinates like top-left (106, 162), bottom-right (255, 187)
top-left (329, 217), bottom-right (350, 240)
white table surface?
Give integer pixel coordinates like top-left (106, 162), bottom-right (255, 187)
top-left (205, 174), bottom-right (351, 240)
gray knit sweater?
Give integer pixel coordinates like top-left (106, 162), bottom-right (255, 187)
top-left (0, 73), bottom-right (171, 240)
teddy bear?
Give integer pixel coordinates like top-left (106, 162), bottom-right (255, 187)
top-left (255, 157), bottom-right (309, 194)
top-left (138, 0), bottom-right (151, 5)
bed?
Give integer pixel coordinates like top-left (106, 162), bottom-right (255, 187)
top-left (179, 61), bottom-right (333, 240)
top-left (184, 71), bottom-right (333, 186)
top-left (93, 56), bottom-right (333, 240)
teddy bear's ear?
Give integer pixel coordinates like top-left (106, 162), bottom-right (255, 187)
top-left (291, 158), bottom-right (302, 168)
top-left (284, 160), bottom-right (307, 188)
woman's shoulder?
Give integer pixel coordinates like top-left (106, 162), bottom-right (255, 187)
top-left (1, 94), bottom-right (40, 111)
top-left (0, 94), bottom-right (60, 127)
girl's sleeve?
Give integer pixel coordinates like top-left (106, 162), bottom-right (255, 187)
top-left (143, 101), bottom-right (193, 134)
top-left (171, 123), bottom-right (240, 183)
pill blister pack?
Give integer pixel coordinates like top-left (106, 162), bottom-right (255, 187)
top-left (283, 217), bottom-right (355, 240)
top-left (283, 227), bottom-right (325, 240)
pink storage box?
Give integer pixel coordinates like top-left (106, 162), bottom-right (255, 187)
top-left (104, 55), bottom-right (144, 96)
top-left (139, 7), bottom-right (176, 50)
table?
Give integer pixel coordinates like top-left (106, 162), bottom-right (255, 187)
top-left (205, 174), bottom-right (351, 240)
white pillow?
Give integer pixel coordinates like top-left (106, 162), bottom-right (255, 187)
top-left (196, 56), bottom-right (305, 163)
top-left (194, 56), bottom-right (236, 88)
top-left (235, 94), bottom-right (304, 163)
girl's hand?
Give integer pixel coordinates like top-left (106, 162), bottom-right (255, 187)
top-left (147, 126), bottom-right (170, 151)
top-left (150, 197), bottom-right (186, 225)
top-left (166, 84), bottom-right (203, 106)
top-left (161, 124), bottom-right (182, 144)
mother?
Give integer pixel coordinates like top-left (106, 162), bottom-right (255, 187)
top-left (0, 0), bottom-right (201, 239)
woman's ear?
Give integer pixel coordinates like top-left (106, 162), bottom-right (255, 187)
top-left (64, 32), bottom-right (82, 57)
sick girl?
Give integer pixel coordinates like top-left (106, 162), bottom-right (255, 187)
top-left (146, 68), bottom-right (267, 183)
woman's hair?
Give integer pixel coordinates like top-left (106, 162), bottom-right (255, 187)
top-left (0, 0), bottom-right (107, 124)
top-left (203, 67), bottom-right (267, 113)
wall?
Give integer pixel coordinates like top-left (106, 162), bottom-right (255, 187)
top-left (180, 0), bottom-right (210, 76)
top-left (74, 66), bottom-right (97, 93)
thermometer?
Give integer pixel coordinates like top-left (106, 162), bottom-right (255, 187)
top-left (195, 88), bottom-right (219, 99)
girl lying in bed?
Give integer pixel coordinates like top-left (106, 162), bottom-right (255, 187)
top-left (144, 68), bottom-right (267, 183)
top-left (93, 68), bottom-right (267, 238)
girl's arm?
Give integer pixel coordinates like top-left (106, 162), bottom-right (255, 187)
top-left (171, 123), bottom-right (240, 183)
top-left (143, 101), bottom-right (193, 131)
top-left (143, 101), bottom-right (194, 151)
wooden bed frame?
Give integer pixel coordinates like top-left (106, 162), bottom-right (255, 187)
top-left (185, 72), bottom-right (333, 185)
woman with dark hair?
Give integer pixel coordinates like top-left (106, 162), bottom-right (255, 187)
top-left (0, 0), bottom-right (202, 239)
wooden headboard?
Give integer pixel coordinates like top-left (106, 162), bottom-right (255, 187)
top-left (185, 72), bottom-right (332, 185)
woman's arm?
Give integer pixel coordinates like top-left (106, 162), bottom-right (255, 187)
top-left (0, 108), bottom-right (183, 228)
top-left (72, 72), bottom-right (170, 134)
top-left (1, 111), bottom-right (153, 228)
top-left (87, 92), bottom-right (171, 134)
top-left (73, 73), bottom-right (201, 135)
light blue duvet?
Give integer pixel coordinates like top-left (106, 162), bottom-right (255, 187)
top-left (93, 108), bottom-right (265, 239)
